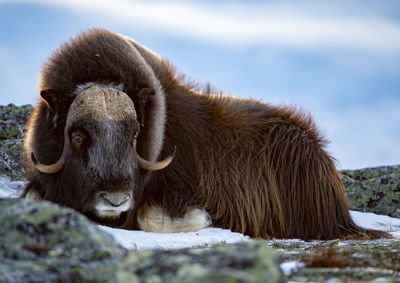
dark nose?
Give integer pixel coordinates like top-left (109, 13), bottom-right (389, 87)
top-left (100, 192), bottom-right (131, 207)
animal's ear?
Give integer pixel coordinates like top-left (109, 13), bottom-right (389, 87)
top-left (40, 89), bottom-right (64, 111)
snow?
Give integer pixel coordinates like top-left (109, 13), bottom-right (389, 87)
top-left (351, 210), bottom-right (400, 238)
top-left (98, 225), bottom-right (249, 251)
top-left (0, 176), bottom-right (25, 198)
top-left (280, 260), bottom-right (306, 276)
top-left (0, 176), bottom-right (399, 251)
top-left (80, 210), bottom-right (400, 250)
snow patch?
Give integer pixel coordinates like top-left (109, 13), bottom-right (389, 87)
top-left (280, 260), bottom-right (306, 276)
top-left (0, 175), bottom-right (25, 198)
top-left (351, 210), bottom-right (400, 237)
top-left (98, 225), bottom-right (249, 250)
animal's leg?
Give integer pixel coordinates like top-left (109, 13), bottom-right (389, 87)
top-left (137, 204), bottom-right (212, 233)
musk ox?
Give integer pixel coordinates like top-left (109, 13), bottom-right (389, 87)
top-left (23, 28), bottom-right (387, 240)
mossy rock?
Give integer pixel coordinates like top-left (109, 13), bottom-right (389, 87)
top-left (0, 198), bottom-right (282, 283)
top-left (268, 239), bottom-right (400, 282)
top-left (342, 165), bottom-right (400, 217)
top-left (0, 198), bottom-right (128, 282)
top-left (0, 104), bottom-right (32, 140)
top-left (0, 104), bottom-right (32, 181)
top-left (0, 139), bottom-right (25, 181)
top-left (117, 240), bottom-right (283, 283)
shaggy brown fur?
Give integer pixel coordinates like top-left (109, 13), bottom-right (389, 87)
top-left (138, 89), bottom-right (387, 239)
top-left (23, 28), bottom-right (388, 240)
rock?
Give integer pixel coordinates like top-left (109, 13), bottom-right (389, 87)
top-left (341, 165), bottom-right (400, 218)
top-left (0, 139), bottom-right (25, 181)
top-left (267, 239), bottom-right (400, 282)
top-left (342, 165), bottom-right (400, 180)
top-left (0, 198), bottom-right (128, 282)
top-left (0, 104), bottom-right (32, 181)
top-left (0, 104), bottom-right (32, 139)
top-left (117, 240), bottom-right (283, 283)
top-left (0, 198), bottom-right (283, 283)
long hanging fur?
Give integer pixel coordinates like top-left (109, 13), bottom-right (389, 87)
top-left (23, 28), bottom-right (389, 240)
top-left (145, 89), bottom-right (388, 240)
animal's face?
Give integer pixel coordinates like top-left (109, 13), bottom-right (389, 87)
top-left (31, 86), bottom-right (173, 225)
top-left (66, 116), bottom-right (140, 222)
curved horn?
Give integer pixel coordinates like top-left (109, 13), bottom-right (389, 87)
top-left (31, 147), bottom-right (66, 174)
top-left (30, 86), bottom-right (108, 174)
top-left (30, 119), bottom-right (69, 174)
top-left (137, 146), bottom-right (176, 171)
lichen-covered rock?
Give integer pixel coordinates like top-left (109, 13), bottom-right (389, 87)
top-left (341, 165), bottom-right (400, 218)
top-left (343, 165), bottom-right (400, 180)
top-left (0, 139), bottom-right (25, 181)
top-left (294, 267), bottom-right (398, 282)
top-left (0, 198), bottom-right (282, 283)
top-left (268, 239), bottom-right (400, 282)
top-left (0, 104), bottom-right (32, 181)
top-left (0, 104), bottom-right (32, 139)
top-left (117, 240), bottom-right (283, 283)
top-left (0, 198), bottom-right (128, 282)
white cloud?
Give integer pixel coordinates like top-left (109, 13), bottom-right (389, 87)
top-left (4, 0), bottom-right (400, 55)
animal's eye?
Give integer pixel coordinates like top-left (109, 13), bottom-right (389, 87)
top-left (71, 131), bottom-right (86, 150)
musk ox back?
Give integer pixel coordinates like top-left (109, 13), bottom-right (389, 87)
top-left (23, 28), bottom-right (388, 240)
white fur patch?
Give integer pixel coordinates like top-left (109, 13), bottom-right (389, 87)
top-left (25, 190), bottom-right (42, 201)
top-left (94, 202), bottom-right (131, 218)
top-left (137, 205), bottom-right (212, 233)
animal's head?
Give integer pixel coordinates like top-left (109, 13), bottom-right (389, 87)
top-left (28, 85), bottom-right (174, 226)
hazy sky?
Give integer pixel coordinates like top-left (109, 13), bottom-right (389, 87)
top-left (1, 0), bottom-right (399, 169)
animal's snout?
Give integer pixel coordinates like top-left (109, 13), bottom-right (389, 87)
top-left (100, 192), bottom-right (131, 207)
top-left (94, 190), bottom-right (133, 218)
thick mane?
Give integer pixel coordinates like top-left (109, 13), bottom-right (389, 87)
top-left (40, 29), bottom-right (153, 92)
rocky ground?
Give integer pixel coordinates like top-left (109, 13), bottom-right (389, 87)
top-left (343, 165), bottom-right (400, 218)
top-left (0, 104), bottom-right (399, 282)
top-left (0, 104), bottom-right (31, 181)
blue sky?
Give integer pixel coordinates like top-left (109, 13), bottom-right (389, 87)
top-left (0, 0), bottom-right (399, 169)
